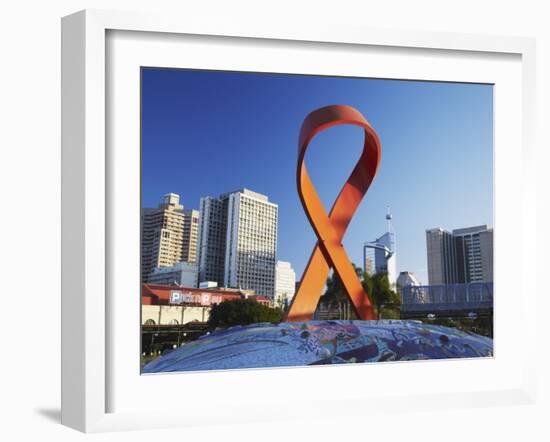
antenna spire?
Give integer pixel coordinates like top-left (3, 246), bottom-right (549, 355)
top-left (385, 205), bottom-right (393, 233)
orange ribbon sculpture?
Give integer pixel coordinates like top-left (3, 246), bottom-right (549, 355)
top-left (285, 104), bottom-right (381, 322)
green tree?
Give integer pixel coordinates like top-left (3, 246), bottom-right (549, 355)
top-left (207, 299), bottom-right (283, 329)
top-left (362, 271), bottom-right (401, 319)
top-left (319, 265), bottom-right (401, 320)
top-left (320, 264), bottom-right (364, 303)
top-left (320, 265), bottom-right (364, 319)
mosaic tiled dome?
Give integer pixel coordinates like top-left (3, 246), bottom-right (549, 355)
top-left (142, 320), bottom-right (493, 373)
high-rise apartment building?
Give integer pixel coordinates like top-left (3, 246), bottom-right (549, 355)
top-left (141, 194), bottom-right (199, 282)
top-left (275, 261), bottom-right (296, 308)
top-left (182, 209), bottom-right (200, 263)
top-left (453, 225), bottom-right (494, 283)
top-left (426, 228), bottom-right (458, 285)
top-left (197, 196), bottom-right (229, 285)
top-left (198, 188), bottom-right (278, 298)
top-left (426, 225), bottom-right (493, 285)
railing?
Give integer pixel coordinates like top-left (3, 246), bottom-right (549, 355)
top-left (401, 282), bottom-right (493, 314)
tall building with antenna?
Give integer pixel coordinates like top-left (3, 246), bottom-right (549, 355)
top-left (363, 206), bottom-right (397, 287)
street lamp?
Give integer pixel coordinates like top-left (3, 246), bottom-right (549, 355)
top-left (150, 332), bottom-right (159, 356)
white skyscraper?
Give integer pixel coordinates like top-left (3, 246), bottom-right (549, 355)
top-left (198, 189), bottom-right (278, 298)
top-left (274, 261), bottom-right (296, 308)
top-left (376, 231), bottom-right (397, 285)
top-left (363, 207), bottom-right (397, 287)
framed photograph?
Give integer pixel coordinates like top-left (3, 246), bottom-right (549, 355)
top-left (61, 9), bottom-right (537, 432)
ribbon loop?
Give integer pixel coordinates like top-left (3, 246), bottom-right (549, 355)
top-left (285, 105), bottom-right (381, 322)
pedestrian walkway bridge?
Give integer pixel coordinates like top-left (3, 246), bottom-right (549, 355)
top-left (400, 282), bottom-right (493, 319)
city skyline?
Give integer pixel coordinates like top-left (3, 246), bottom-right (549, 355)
top-left (142, 68), bottom-right (493, 285)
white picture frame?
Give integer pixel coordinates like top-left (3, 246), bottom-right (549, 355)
top-left (61, 9), bottom-right (537, 433)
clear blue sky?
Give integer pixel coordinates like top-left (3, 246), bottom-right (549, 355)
top-left (141, 68), bottom-right (493, 284)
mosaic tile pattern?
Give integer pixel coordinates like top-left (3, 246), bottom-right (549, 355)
top-left (142, 320), bottom-right (493, 373)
